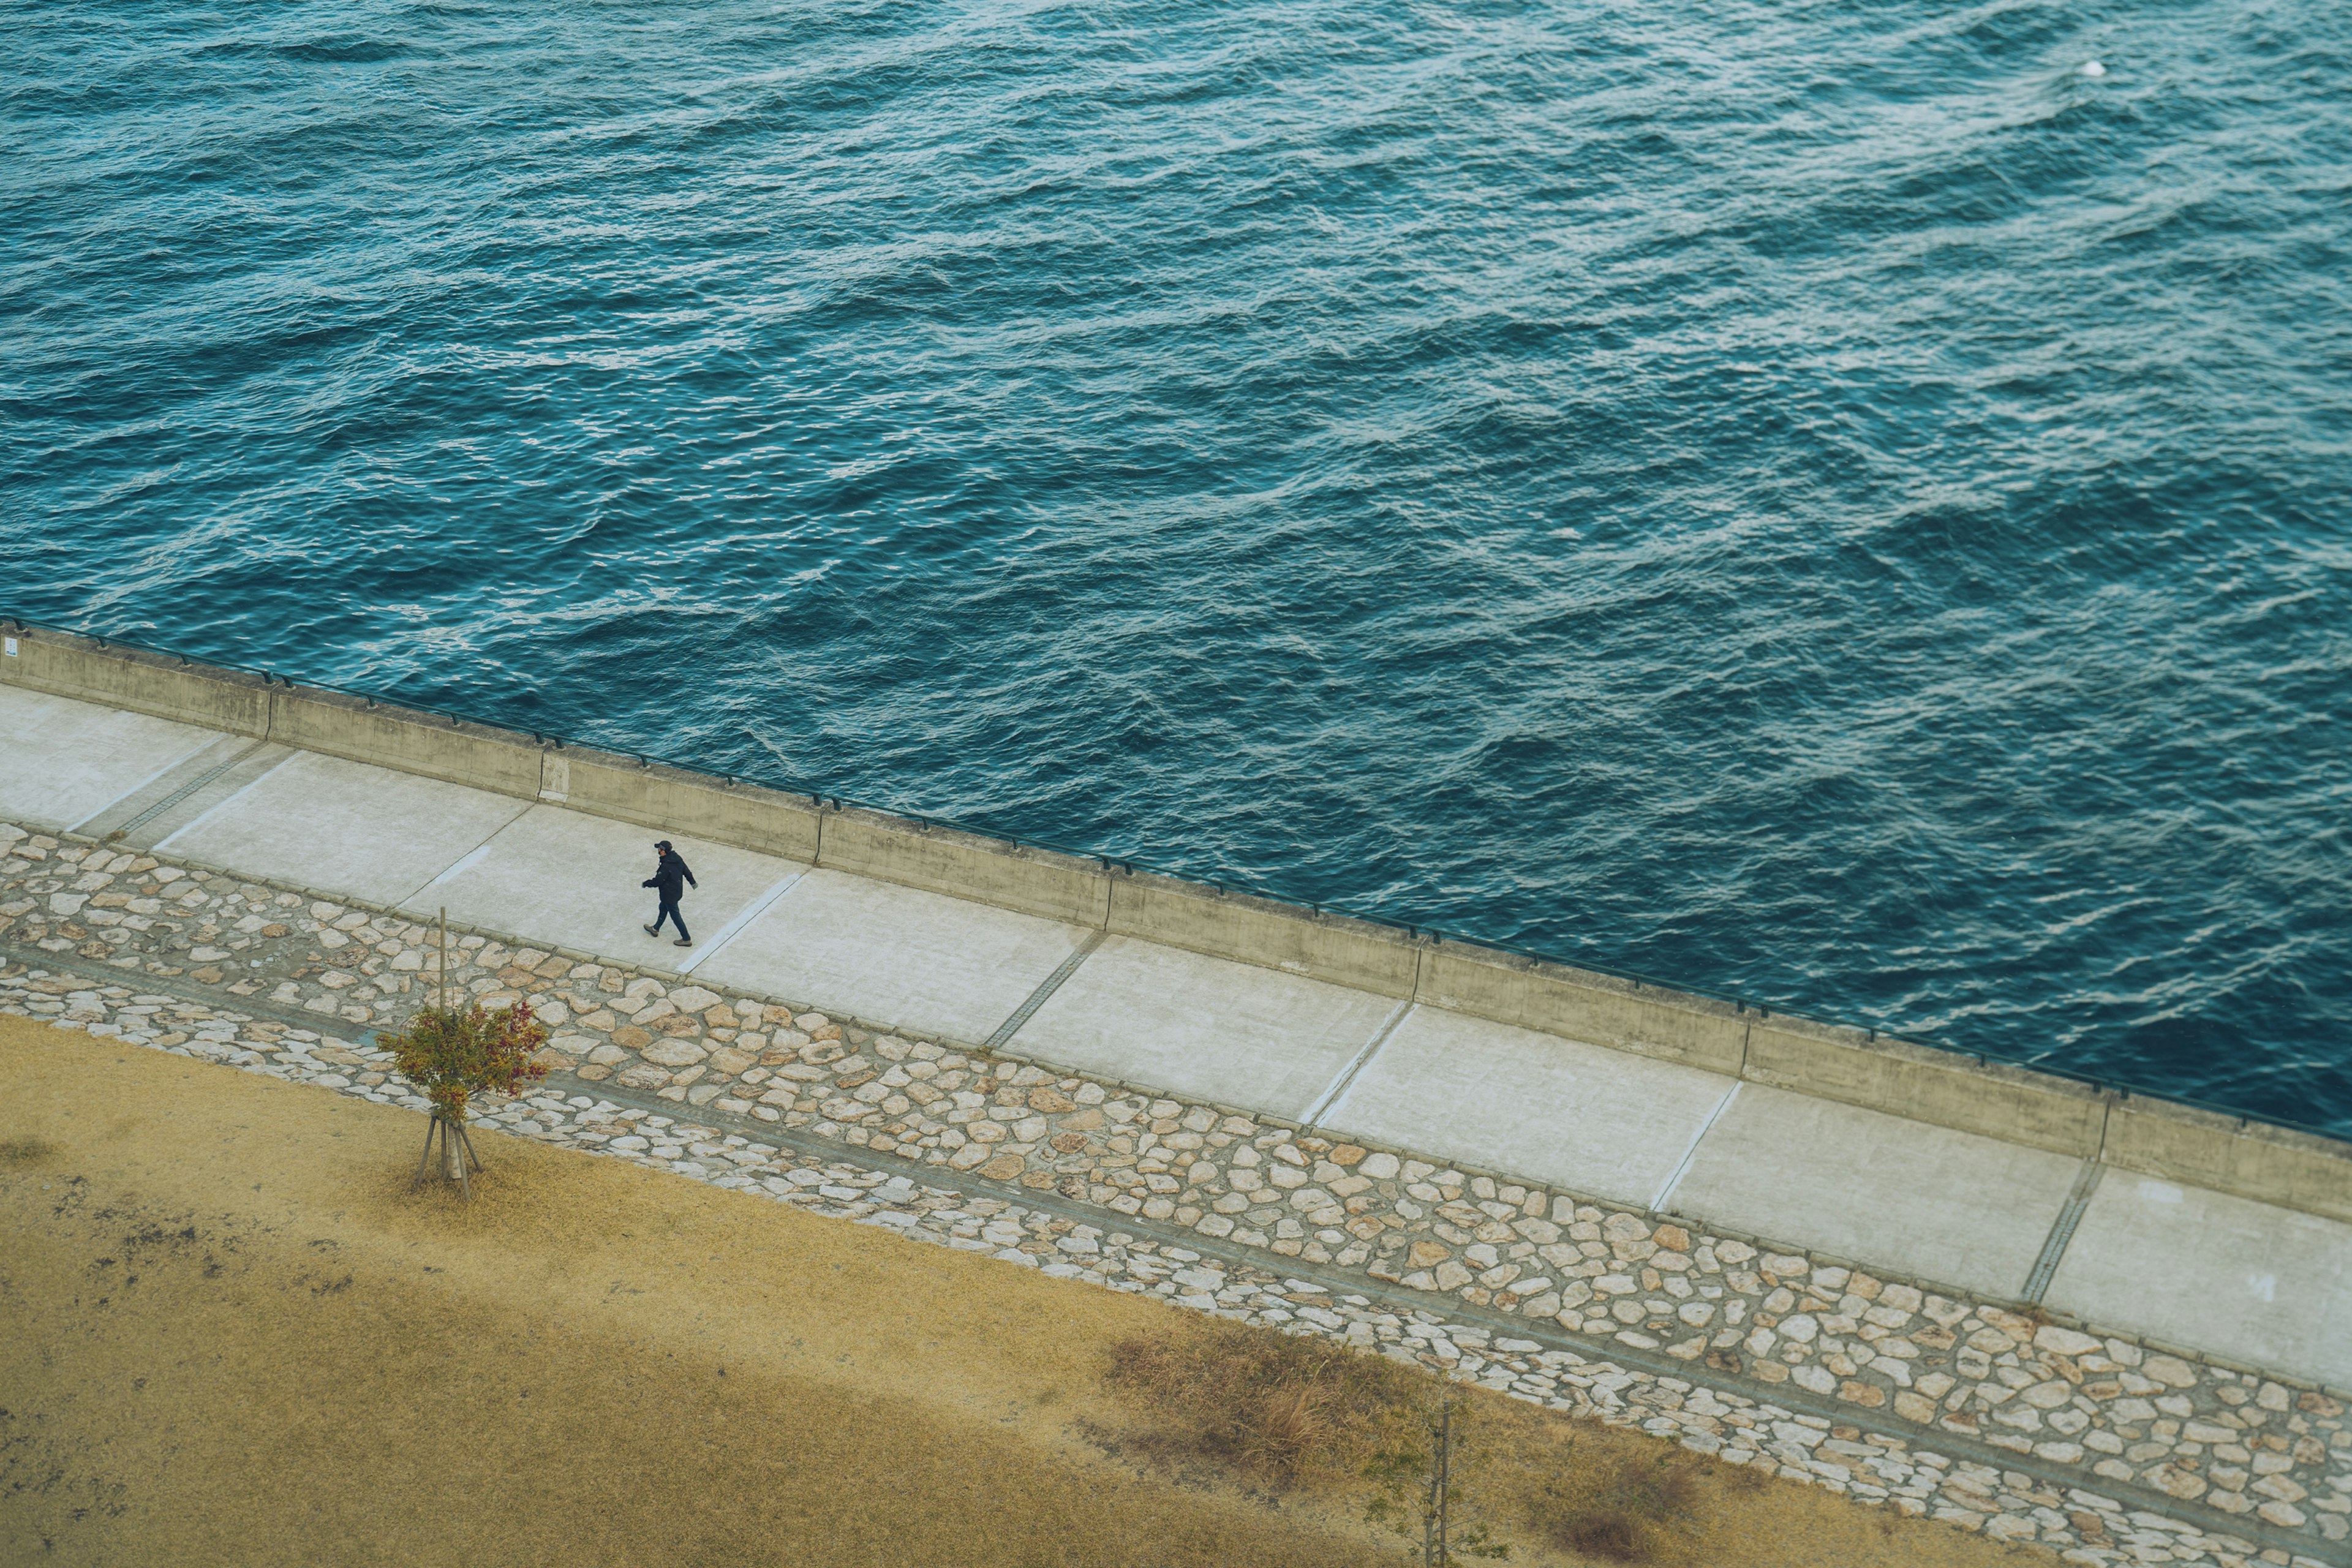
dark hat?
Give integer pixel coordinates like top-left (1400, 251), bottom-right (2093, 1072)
top-left (654, 840), bottom-right (673, 851)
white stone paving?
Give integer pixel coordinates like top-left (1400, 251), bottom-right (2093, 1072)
top-left (0, 680), bottom-right (217, 834)
top-left (2051, 1175), bottom-right (2352, 1392)
top-left (1667, 1083), bottom-right (2087, 1302)
top-left (399, 801), bottom-right (807, 974)
top-left (692, 868), bottom-right (1093, 1042)
top-left (1011, 935), bottom-right (1403, 1121)
top-left (1322, 1004), bottom-right (1738, 1212)
top-left (159, 748), bottom-right (530, 906)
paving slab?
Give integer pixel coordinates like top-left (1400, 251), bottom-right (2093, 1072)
top-left (1323, 1007), bottom-right (1738, 1211)
top-left (1667, 1084), bottom-right (2081, 1300)
top-left (157, 750), bottom-right (530, 908)
top-left (398, 803), bottom-right (807, 975)
top-left (692, 869), bottom-right (1088, 1043)
top-left (77, 737), bottom-right (295, 848)
top-left (2045, 1172), bottom-right (2352, 1389)
top-left (1009, 937), bottom-right (1402, 1120)
top-left (0, 682), bottom-right (221, 833)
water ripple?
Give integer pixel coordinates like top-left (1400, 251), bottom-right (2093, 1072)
top-left (4, 0), bottom-right (2348, 1129)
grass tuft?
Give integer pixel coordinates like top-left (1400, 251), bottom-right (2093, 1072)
top-left (1538, 1445), bottom-right (1705, 1561)
top-left (1103, 1316), bottom-right (1422, 1486)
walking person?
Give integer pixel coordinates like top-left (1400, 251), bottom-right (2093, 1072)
top-left (643, 839), bottom-right (698, 947)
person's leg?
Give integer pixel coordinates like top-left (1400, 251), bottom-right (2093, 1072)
top-left (669, 901), bottom-right (692, 945)
top-left (652, 898), bottom-right (681, 936)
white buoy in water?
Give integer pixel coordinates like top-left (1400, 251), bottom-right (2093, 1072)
top-left (2080, 60), bottom-right (2107, 77)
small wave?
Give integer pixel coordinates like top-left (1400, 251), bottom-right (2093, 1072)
top-left (273, 38), bottom-right (426, 64)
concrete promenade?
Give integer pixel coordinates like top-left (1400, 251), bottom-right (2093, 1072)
top-left (8, 658), bottom-right (2352, 1562)
top-left (4, 667), bottom-right (2347, 1398)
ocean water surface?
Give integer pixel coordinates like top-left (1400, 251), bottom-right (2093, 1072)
top-left (4, 0), bottom-right (2349, 1128)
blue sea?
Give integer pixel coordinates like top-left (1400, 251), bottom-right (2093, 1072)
top-left (4, 0), bottom-right (2348, 1129)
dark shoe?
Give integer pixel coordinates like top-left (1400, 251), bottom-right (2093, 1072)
top-left (673, 938), bottom-right (693, 948)
top-left (643, 923), bottom-right (660, 936)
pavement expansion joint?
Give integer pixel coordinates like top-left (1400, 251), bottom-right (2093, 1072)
top-left (2026, 1161), bottom-right (2110, 1306)
top-left (1301, 998), bottom-right (1415, 1129)
top-left (678, 868), bottom-right (812, 976)
top-left (151, 750), bottom-right (297, 853)
top-left (984, 928), bottom-right (1104, 1050)
top-left (1653, 1081), bottom-right (1743, 1215)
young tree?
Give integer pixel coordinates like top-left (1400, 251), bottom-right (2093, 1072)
top-left (377, 917), bottom-right (550, 1199)
top-left (379, 912), bottom-right (557, 1194)
top-left (1365, 1384), bottom-right (1512, 1566)
top-left (380, 997), bottom-right (550, 1198)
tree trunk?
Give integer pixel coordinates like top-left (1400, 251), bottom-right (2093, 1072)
top-left (442, 1114), bottom-right (466, 1182)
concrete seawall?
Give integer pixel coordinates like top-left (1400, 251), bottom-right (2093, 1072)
top-left (4, 618), bottom-right (2348, 1228)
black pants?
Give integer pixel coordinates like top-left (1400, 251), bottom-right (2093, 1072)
top-left (653, 897), bottom-right (691, 942)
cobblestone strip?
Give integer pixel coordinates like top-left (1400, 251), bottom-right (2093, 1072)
top-left (2, 820), bottom-right (2346, 1567)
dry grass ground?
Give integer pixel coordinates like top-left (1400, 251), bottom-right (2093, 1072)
top-left (0, 1014), bottom-right (2059, 1567)
top-left (1106, 1319), bottom-right (1733, 1561)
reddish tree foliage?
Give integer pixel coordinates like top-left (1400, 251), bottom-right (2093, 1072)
top-left (379, 999), bottom-right (552, 1126)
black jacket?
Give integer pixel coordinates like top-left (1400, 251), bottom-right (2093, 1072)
top-left (643, 850), bottom-right (697, 900)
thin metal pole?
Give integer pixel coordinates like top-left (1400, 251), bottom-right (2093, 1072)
top-left (1435, 1394), bottom-right (1452, 1568)
top-left (1423, 1463), bottom-right (1437, 1568)
top-left (1423, 1395), bottom-right (1442, 1567)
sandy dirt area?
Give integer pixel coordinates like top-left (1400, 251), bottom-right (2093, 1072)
top-left (0, 1014), bottom-right (2056, 1566)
